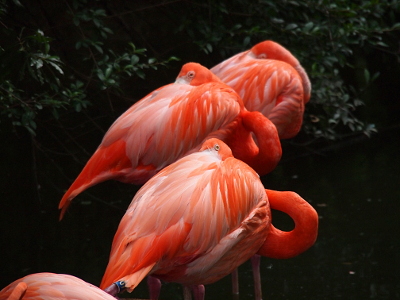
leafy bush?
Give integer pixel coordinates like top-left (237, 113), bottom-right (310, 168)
top-left (175, 0), bottom-right (400, 139)
top-left (0, 0), bottom-right (178, 135)
top-left (0, 0), bottom-right (399, 140)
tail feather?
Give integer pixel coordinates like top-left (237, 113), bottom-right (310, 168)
top-left (102, 263), bottom-right (155, 293)
top-left (100, 238), bottom-right (159, 291)
top-left (59, 140), bottom-right (131, 220)
top-left (100, 222), bottom-right (192, 292)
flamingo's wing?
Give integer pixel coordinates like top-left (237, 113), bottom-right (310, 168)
top-left (59, 82), bottom-right (242, 217)
top-left (100, 148), bottom-right (266, 291)
top-left (105, 83), bottom-right (243, 168)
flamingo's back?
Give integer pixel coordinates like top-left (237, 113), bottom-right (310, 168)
top-left (0, 273), bottom-right (116, 300)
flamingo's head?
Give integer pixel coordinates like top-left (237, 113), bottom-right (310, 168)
top-left (176, 62), bottom-right (222, 86)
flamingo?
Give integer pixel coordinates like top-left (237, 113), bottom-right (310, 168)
top-left (211, 40), bottom-right (311, 139)
top-left (99, 138), bottom-right (318, 300)
top-left (59, 62), bottom-right (282, 220)
top-left (0, 273), bottom-right (117, 300)
top-left (100, 138), bottom-right (270, 300)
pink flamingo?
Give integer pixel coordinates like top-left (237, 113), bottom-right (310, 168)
top-left (99, 139), bottom-right (318, 300)
top-left (0, 273), bottom-right (117, 300)
top-left (211, 40), bottom-right (311, 139)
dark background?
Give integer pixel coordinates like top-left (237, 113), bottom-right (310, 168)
top-left (1, 1), bottom-right (399, 299)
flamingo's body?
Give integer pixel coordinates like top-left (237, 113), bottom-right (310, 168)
top-left (0, 273), bottom-right (116, 300)
top-left (59, 63), bottom-right (282, 219)
top-left (100, 139), bottom-right (318, 300)
top-left (211, 40), bottom-right (311, 139)
top-left (100, 139), bottom-right (271, 298)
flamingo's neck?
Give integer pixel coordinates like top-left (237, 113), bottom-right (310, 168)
top-left (258, 189), bottom-right (318, 259)
top-left (237, 111), bottom-right (282, 176)
top-left (210, 110), bottom-right (281, 176)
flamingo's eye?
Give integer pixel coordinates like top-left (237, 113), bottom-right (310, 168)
top-left (258, 53), bottom-right (267, 59)
top-left (187, 71), bottom-right (195, 78)
top-left (214, 144), bottom-right (220, 151)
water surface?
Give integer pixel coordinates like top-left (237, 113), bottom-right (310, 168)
top-left (0, 127), bottom-right (399, 300)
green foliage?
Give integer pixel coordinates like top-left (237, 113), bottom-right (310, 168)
top-left (0, 0), bottom-right (399, 140)
top-left (175, 0), bottom-right (399, 139)
top-left (0, 0), bottom-right (178, 135)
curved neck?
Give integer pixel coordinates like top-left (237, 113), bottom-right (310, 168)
top-left (236, 111), bottom-right (282, 176)
top-left (211, 111), bottom-right (281, 176)
top-left (257, 189), bottom-right (318, 259)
